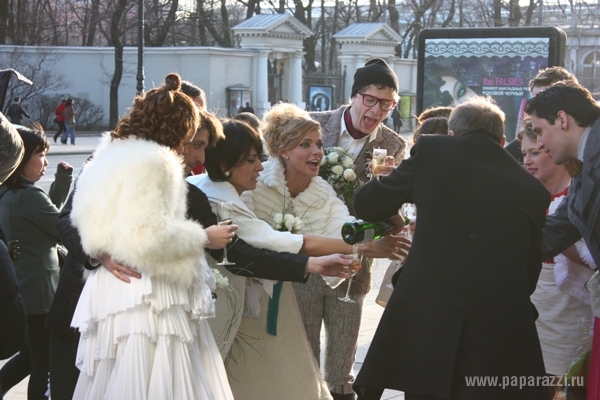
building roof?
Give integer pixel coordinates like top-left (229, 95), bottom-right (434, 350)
top-left (232, 13), bottom-right (313, 38)
top-left (334, 22), bottom-right (402, 45)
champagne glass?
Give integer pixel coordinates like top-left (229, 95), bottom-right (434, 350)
top-left (387, 230), bottom-right (412, 290)
top-left (371, 148), bottom-right (387, 178)
top-left (339, 244), bottom-right (364, 303)
top-left (401, 203), bottom-right (416, 239)
top-left (217, 201), bottom-right (235, 266)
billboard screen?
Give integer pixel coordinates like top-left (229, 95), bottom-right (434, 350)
top-left (417, 27), bottom-right (566, 141)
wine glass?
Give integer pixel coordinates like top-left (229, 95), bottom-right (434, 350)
top-left (386, 229), bottom-right (412, 290)
top-left (339, 244), bottom-right (364, 303)
top-left (217, 201), bottom-right (235, 266)
top-left (401, 203), bottom-right (416, 239)
top-left (371, 148), bottom-right (387, 178)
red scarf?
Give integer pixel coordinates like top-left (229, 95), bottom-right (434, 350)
top-left (344, 107), bottom-right (369, 140)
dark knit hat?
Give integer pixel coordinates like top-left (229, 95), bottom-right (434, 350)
top-left (351, 58), bottom-right (398, 97)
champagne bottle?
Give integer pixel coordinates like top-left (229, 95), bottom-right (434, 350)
top-left (341, 220), bottom-right (394, 244)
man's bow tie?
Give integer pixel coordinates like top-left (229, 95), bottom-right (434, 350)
top-left (565, 159), bottom-right (583, 177)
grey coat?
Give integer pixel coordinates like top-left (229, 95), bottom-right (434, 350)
top-left (542, 117), bottom-right (600, 266)
top-left (0, 169), bottom-right (72, 314)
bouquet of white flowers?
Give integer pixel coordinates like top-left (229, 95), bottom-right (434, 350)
top-left (273, 212), bottom-right (304, 233)
top-left (318, 147), bottom-right (361, 215)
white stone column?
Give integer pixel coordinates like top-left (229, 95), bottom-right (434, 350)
top-left (256, 50), bottom-right (271, 117)
top-left (338, 55), bottom-right (355, 102)
top-left (289, 51), bottom-right (306, 109)
top-left (339, 55), bottom-right (369, 101)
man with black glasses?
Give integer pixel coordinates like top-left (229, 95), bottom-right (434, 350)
top-left (311, 58), bottom-right (407, 183)
top-left (305, 59), bottom-right (407, 400)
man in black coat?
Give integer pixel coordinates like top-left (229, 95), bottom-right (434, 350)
top-left (352, 97), bottom-right (549, 400)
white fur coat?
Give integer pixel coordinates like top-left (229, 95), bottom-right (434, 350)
top-left (71, 135), bottom-right (208, 288)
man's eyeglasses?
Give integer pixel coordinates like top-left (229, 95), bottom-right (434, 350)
top-left (357, 92), bottom-right (397, 111)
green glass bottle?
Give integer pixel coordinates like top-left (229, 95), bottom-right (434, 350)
top-left (341, 220), bottom-right (394, 244)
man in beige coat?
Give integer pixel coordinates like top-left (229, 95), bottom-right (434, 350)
top-left (303, 59), bottom-right (407, 400)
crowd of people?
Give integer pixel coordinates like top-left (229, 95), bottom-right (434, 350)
top-left (0, 59), bottom-right (599, 400)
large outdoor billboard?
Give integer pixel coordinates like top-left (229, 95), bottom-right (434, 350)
top-left (417, 27), bottom-right (566, 141)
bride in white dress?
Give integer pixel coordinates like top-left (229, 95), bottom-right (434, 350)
top-left (69, 74), bottom-right (233, 400)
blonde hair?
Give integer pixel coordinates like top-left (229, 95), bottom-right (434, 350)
top-left (448, 96), bottom-right (505, 143)
top-left (261, 103), bottom-right (320, 159)
top-left (517, 117), bottom-right (535, 142)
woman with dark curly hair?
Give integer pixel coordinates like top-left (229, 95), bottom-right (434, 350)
top-left (69, 73), bottom-right (233, 399)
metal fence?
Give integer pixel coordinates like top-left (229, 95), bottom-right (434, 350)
top-left (303, 66), bottom-right (347, 110)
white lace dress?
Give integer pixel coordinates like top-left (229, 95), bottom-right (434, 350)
top-left (69, 136), bottom-right (233, 400)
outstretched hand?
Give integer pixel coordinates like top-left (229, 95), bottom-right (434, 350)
top-left (306, 254), bottom-right (352, 278)
top-left (99, 254), bottom-right (141, 283)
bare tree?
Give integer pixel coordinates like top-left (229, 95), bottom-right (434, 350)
top-left (96, 0), bottom-right (135, 128)
top-left (0, 0), bottom-right (8, 44)
top-left (399, 0), bottom-right (439, 58)
top-left (196, 0), bottom-right (233, 47)
top-left (85, 0), bottom-right (102, 46)
top-left (144, 0), bottom-right (179, 47)
top-left (0, 48), bottom-right (67, 114)
top-left (493, 0), bottom-right (502, 26)
top-left (523, 0), bottom-right (538, 26)
top-left (294, 0), bottom-right (318, 72)
top-left (387, 0), bottom-right (400, 32)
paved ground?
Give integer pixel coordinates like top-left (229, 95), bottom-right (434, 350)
top-left (2, 130), bottom-right (412, 399)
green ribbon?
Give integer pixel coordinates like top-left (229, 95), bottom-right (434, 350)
top-left (267, 281), bottom-right (283, 336)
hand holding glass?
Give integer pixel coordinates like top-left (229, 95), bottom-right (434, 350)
top-left (371, 148), bottom-right (387, 178)
top-left (339, 244), bottom-right (363, 303)
top-left (217, 201), bottom-right (235, 266)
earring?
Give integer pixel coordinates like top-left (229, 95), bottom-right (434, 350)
top-left (285, 156), bottom-right (289, 160)
top-left (224, 171), bottom-right (231, 178)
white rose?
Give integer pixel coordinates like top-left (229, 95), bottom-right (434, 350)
top-left (332, 165), bottom-right (344, 175)
top-left (321, 156), bottom-right (327, 165)
top-left (217, 275), bottom-right (229, 289)
top-left (327, 152), bottom-right (339, 163)
top-left (342, 156), bottom-right (354, 168)
top-left (284, 214), bottom-right (296, 231)
top-left (294, 217), bottom-right (303, 231)
top-left (343, 168), bottom-right (357, 181)
top-left (274, 213), bottom-right (283, 225)
top-left (212, 269), bottom-right (229, 289)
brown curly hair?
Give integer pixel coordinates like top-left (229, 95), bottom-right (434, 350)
top-left (111, 73), bottom-right (199, 149)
